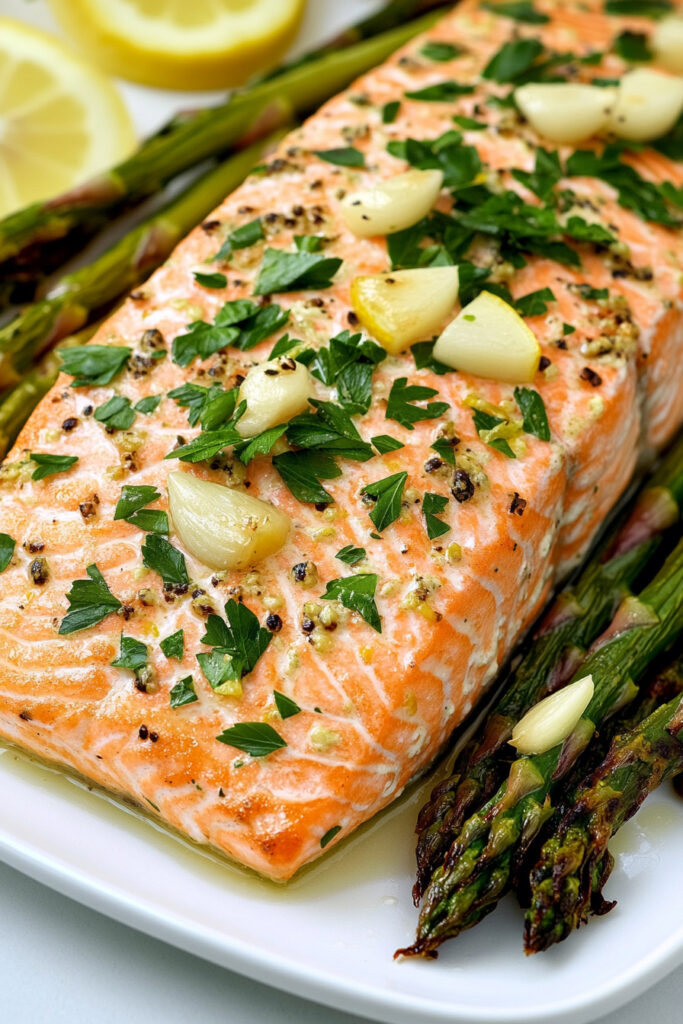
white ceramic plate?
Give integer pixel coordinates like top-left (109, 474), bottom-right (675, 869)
top-left (2, 3), bottom-right (683, 1022)
top-left (1, 743), bottom-right (682, 1024)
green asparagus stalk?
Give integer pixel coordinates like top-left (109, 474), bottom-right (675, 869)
top-left (524, 658), bottom-right (683, 954)
top-left (0, 320), bottom-right (104, 458)
top-left (0, 136), bottom-right (278, 377)
top-left (413, 434), bottom-right (683, 902)
top-left (0, 8), bottom-right (444, 294)
top-left (400, 538), bottom-right (683, 957)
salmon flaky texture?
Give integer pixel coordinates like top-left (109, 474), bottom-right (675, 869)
top-left (0, 0), bottom-right (681, 881)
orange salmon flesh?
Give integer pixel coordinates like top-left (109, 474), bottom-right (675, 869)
top-left (0, 0), bottom-right (681, 879)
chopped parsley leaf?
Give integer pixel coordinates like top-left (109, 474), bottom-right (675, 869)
top-left (515, 287), bottom-right (556, 316)
top-left (168, 382), bottom-right (238, 428)
top-left (430, 436), bottom-right (457, 466)
top-left (411, 339), bottom-right (452, 375)
top-left (514, 387), bottom-right (551, 441)
top-left (482, 38), bottom-right (544, 82)
top-left (512, 148), bottom-right (562, 200)
top-left (314, 146), bottom-right (365, 167)
top-left (170, 676), bottom-right (198, 708)
top-left (604, 0), bottom-right (672, 16)
top-left (472, 408), bottom-right (516, 458)
top-left (161, 629), bottom-right (185, 660)
top-left (112, 634), bottom-right (148, 673)
top-left (114, 485), bottom-right (168, 534)
top-left (320, 825), bottom-right (342, 848)
top-left (273, 690), bottom-right (301, 719)
top-left (172, 299), bottom-right (289, 365)
top-left (0, 533), bottom-right (15, 572)
top-left (216, 722), bottom-right (286, 757)
top-left (405, 81), bottom-right (475, 102)
top-left (254, 248), bottom-right (342, 295)
top-left (272, 450), bottom-right (340, 504)
top-left (386, 378), bottom-right (449, 430)
top-left (59, 564), bottom-right (121, 634)
top-left (201, 599), bottom-right (271, 681)
top-left (213, 218), bottom-right (264, 261)
top-left (309, 330), bottom-right (385, 416)
top-left (563, 322), bottom-right (576, 335)
top-left (566, 145), bottom-right (679, 226)
top-left (614, 30), bottom-right (652, 61)
top-left (134, 395), bottom-right (162, 415)
top-left (422, 492), bottom-right (451, 540)
top-left (94, 395), bottom-right (135, 430)
top-left (236, 424), bottom-right (287, 465)
top-left (360, 471), bottom-right (407, 533)
top-left (165, 426), bottom-right (243, 464)
top-left (30, 453), bottom-right (78, 480)
top-left (193, 271), bottom-right (227, 289)
top-left (286, 401), bottom-right (374, 461)
top-left (197, 650), bottom-right (243, 696)
top-left (574, 284), bottom-right (609, 300)
top-left (60, 345), bottom-right (131, 387)
top-left (382, 100), bottom-right (401, 123)
top-left (321, 573), bottom-right (381, 632)
top-left (141, 535), bottom-right (189, 586)
top-left (452, 114), bottom-right (487, 130)
top-left (371, 434), bottom-right (404, 455)
top-left (481, 1), bottom-right (549, 22)
top-left (420, 41), bottom-right (462, 61)
top-left (335, 544), bottom-right (366, 566)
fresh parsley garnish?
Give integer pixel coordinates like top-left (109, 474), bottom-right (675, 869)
top-left (386, 378), bottom-right (449, 430)
top-left (515, 287), bottom-right (556, 316)
top-left (321, 573), bottom-right (381, 632)
top-left (574, 284), bottom-right (609, 301)
top-left (273, 690), bottom-right (301, 719)
top-left (430, 436), bottom-right (457, 466)
top-left (213, 218), bottom-right (264, 261)
top-left (201, 599), bottom-right (271, 681)
top-left (112, 634), bottom-right (148, 674)
top-left (172, 299), bottom-right (289, 365)
top-left (254, 249), bottom-right (342, 295)
top-left (481, 1), bottom-right (549, 22)
top-left (309, 330), bottom-right (385, 416)
top-left (193, 271), bottom-right (227, 289)
top-left (114, 485), bottom-right (168, 534)
top-left (30, 453), bottom-right (78, 480)
top-left (371, 434), bottom-right (404, 455)
top-left (514, 387), bottom-right (551, 441)
top-left (134, 395), bottom-right (162, 415)
top-left (422, 492), bottom-right (451, 539)
top-left (286, 401), bottom-right (374, 461)
top-left (170, 676), bottom-right (198, 708)
top-left (382, 100), bottom-right (401, 123)
top-left (314, 146), bottom-right (365, 167)
top-left (197, 650), bottom-right (243, 696)
top-left (604, 0), bottom-right (672, 16)
top-left (236, 424), bottom-right (287, 465)
top-left (216, 722), bottom-right (287, 757)
top-left (320, 824), bottom-right (342, 848)
top-left (60, 345), bottom-right (131, 387)
top-left (59, 564), bottom-right (121, 634)
top-left (566, 145), bottom-right (680, 226)
top-left (614, 30), bottom-right (652, 61)
top-left (482, 38), bottom-right (544, 82)
top-left (94, 395), bottom-right (135, 430)
top-left (168, 382), bottom-right (237, 428)
top-left (166, 426), bottom-right (243, 464)
top-left (141, 535), bottom-right (189, 586)
top-left (0, 533), bottom-right (15, 572)
top-left (420, 41), bottom-right (461, 61)
top-left (453, 114), bottom-right (487, 130)
top-left (405, 81), bottom-right (475, 101)
top-left (272, 450), bottom-right (341, 504)
top-left (411, 340), bottom-right (452, 375)
top-left (512, 148), bottom-right (562, 200)
top-left (360, 472), bottom-right (407, 532)
top-left (335, 544), bottom-right (366, 566)
top-left (161, 629), bottom-right (184, 660)
top-left (472, 409), bottom-right (516, 458)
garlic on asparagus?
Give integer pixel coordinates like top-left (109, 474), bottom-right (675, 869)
top-left (350, 265), bottom-right (460, 354)
top-left (236, 356), bottom-right (313, 438)
top-left (510, 675), bottom-right (595, 756)
top-left (341, 168), bottom-right (443, 237)
top-left (515, 83), bottom-right (617, 144)
top-left (433, 290), bottom-right (541, 383)
top-left (168, 471), bottom-right (290, 571)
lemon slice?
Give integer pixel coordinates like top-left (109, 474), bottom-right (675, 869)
top-left (49, 0), bottom-right (306, 91)
top-left (0, 18), bottom-right (134, 218)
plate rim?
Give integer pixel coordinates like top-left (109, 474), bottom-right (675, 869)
top-left (1, 823), bottom-right (682, 1024)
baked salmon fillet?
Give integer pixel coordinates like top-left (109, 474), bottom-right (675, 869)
top-left (0, 0), bottom-right (681, 880)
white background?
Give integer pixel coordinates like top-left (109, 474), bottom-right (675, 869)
top-left (0, 0), bottom-right (681, 1020)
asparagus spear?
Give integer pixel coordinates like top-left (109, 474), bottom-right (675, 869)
top-left (400, 538), bottom-right (683, 957)
top-left (0, 136), bottom-right (277, 377)
top-left (0, 8), bottom-right (444, 295)
top-left (413, 434), bottom-right (683, 902)
top-left (524, 659), bottom-right (683, 954)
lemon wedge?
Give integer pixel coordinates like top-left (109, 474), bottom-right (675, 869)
top-left (48, 0), bottom-right (306, 91)
top-left (351, 267), bottom-right (460, 355)
top-left (0, 18), bottom-right (134, 218)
